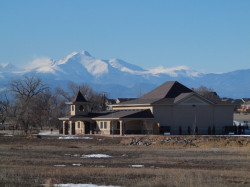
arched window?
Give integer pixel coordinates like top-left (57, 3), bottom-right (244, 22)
top-left (79, 105), bottom-right (84, 111)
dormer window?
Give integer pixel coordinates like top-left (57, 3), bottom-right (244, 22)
top-left (79, 105), bottom-right (84, 111)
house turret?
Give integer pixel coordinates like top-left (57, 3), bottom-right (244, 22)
top-left (67, 90), bottom-right (90, 116)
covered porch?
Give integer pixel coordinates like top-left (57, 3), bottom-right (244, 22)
top-left (93, 109), bottom-right (154, 135)
top-left (59, 116), bottom-right (96, 135)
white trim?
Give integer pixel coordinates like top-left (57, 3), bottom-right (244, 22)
top-left (175, 92), bottom-right (215, 105)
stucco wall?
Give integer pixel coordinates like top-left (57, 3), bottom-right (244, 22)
top-left (70, 104), bottom-right (89, 116)
top-left (172, 105), bottom-right (214, 134)
top-left (75, 121), bottom-right (84, 135)
top-left (152, 104), bottom-right (233, 135)
top-left (214, 106), bottom-right (234, 134)
top-left (96, 121), bottom-right (111, 135)
top-left (152, 106), bottom-right (173, 127)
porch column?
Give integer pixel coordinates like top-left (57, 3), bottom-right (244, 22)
top-left (82, 122), bottom-right (85, 134)
top-left (63, 121), bottom-right (65, 135)
top-left (120, 120), bottom-right (123, 136)
top-left (69, 121), bottom-right (72, 135)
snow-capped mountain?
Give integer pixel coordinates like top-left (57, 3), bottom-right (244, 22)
top-left (0, 51), bottom-right (249, 98)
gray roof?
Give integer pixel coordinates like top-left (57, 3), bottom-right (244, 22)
top-left (59, 110), bottom-right (154, 120)
top-left (114, 81), bottom-right (194, 106)
top-left (113, 81), bottom-right (234, 106)
top-left (93, 109), bottom-right (154, 119)
top-left (115, 98), bottom-right (160, 105)
top-left (174, 92), bottom-right (194, 103)
top-left (73, 90), bottom-right (88, 103)
top-left (141, 81), bottom-right (193, 99)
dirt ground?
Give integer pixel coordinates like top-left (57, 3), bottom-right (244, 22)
top-left (0, 135), bottom-right (249, 187)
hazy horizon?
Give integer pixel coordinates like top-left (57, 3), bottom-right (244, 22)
top-left (1, 0), bottom-right (249, 73)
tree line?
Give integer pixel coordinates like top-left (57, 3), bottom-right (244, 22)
top-left (0, 75), bottom-right (218, 134)
top-left (0, 75), bottom-right (107, 134)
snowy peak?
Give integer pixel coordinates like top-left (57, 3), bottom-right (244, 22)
top-left (0, 51), bottom-right (201, 79)
top-left (25, 58), bottom-right (56, 73)
top-left (148, 66), bottom-right (201, 77)
top-left (108, 58), bottom-right (146, 75)
top-left (57, 51), bottom-right (108, 76)
top-left (0, 50), bottom-right (250, 98)
top-left (0, 63), bottom-right (19, 72)
top-left (80, 50), bottom-right (92, 56)
top-left (57, 52), bottom-right (78, 65)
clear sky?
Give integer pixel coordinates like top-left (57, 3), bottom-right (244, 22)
top-left (0, 0), bottom-right (249, 73)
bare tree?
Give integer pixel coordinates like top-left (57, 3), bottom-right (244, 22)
top-left (0, 91), bottom-right (10, 125)
top-left (9, 75), bottom-right (49, 133)
top-left (194, 86), bottom-right (220, 100)
top-left (67, 82), bottom-right (107, 112)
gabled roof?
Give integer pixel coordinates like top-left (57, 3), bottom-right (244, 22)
top-left (111, 81), bottom-right (234, 107)
top-left (93, 109), bottom-right (154, 120)
top-left (114, 98), bottom-right (160, 105)
top-left (73, 90), bottom-right (88, 103)
top-left (140, 81), bottom-right (193, 99)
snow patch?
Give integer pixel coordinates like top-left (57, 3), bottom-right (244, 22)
top-left (147, 65), bottom-right (200, 77)
top-left (79, 56), bottom-right (108, 76)
top-left (26, 57), bottom-right (55, 73)
top-left (130, 165), bottom-right (144, 168)
top-left (72, 163), bottom-right (82, 166)
top-left (148, 66), bottom-right (187, 77)
top-left (57, 52), bottom-right (78, 65)
top-left (0, 63), bottom-right (9, 68)
top-left (38, 131), bottom-right (59, 135)
top-left (58, 137), bottom-right (93, 140)
top-left (54, 165), bottom-right (66, 167)
top-left (81, 154), bottom-right (112, 158)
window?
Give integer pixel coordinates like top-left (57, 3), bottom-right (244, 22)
top-left (78, 122), bottom-right (80, 128)
top-left (104, 122), bottom-right (107, 129)
top-left (79, 105), bottom-right (84, 111)
top-left (72, 105), bottom-right (74, 111)
top-left (100, 122), bottom-right (103, 129)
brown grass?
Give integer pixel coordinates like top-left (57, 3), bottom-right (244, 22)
top-left (0, 135), bottom-right (249, 186)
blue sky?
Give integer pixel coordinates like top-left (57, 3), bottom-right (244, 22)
top-left (0, 0), bottom-right (249, 73)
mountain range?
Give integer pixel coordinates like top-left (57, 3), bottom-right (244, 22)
top-left (0, 51), bottom-right (249, 99)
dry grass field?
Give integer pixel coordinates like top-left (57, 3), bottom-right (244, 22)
top-left (0, 134), bottom-right (249, 187)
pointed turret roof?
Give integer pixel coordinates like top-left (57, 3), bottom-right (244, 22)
top-left (140, 81), bottom-right (193, 99)
top-left (73, 90), bottom-right (88, 103)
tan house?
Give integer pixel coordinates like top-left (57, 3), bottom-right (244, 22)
top-left (59, 81), bottom-right (234, 135)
